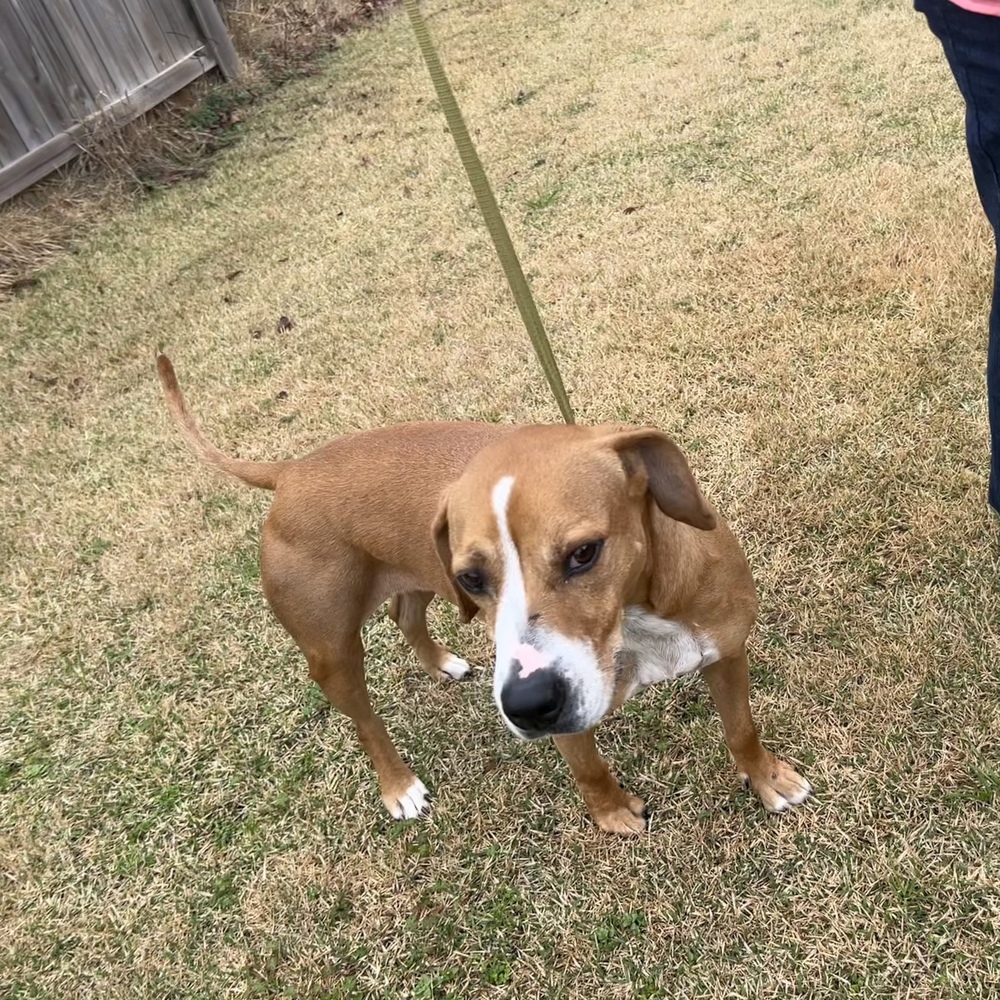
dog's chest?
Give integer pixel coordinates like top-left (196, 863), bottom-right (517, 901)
top-left (621, 607), bottom-right (717, 693)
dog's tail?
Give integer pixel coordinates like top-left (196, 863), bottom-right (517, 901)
top-left (156, 353), bottom-right (282, 491)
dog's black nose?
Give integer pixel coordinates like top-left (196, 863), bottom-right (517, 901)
top-left (500, 668), bottom-right (567, 734)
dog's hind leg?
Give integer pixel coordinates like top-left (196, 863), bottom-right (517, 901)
top-left (388, 590), bottom-right (471, 682)
top-left (262, 530), bottom-right (429, 820)
top-left (306, 635), bottom-right (429, 820)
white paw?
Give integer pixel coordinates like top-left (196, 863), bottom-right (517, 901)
top-left (440, 655), bottom-right (471, 680)
top-left (744, 766), bottom-right (812, 813)
top-left (770, 777), bottom-right (812, 811)
top-left (389, 778), bottom-right (431, 820)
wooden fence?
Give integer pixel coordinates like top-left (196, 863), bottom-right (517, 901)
top-left (0, 0), bottom-right (241, 204)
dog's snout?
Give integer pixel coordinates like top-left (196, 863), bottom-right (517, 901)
top-left (500, 668), bottom-right (567, 735)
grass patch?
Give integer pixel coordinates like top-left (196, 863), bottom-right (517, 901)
top-left (2, 0), bottom-right (999, 997)
top-left (0, 0), bottom-right (392, 295)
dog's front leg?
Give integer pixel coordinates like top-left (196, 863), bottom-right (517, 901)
top-left (553, 730), bottom-right (648, 835)
top-left (702, 647), bottom-right (811, 812)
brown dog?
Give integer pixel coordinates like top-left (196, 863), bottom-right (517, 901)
top-left (157, 354), bottom-right (809, 833)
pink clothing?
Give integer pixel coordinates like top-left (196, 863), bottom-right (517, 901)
top-left (948, 0), bottom-right (1000, 14)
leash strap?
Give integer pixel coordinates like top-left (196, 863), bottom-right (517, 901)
top-left (403, 0), bottom-right (575, 424)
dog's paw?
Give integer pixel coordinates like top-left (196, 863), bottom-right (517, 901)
top-left (743, 757), bottom-right (811, 813)
top-left (439, 655), bottom-right (471, 681)
top-left (592, 793), bottom-right (649, 836)
top-left (384, 778), bottom-right (431, 820)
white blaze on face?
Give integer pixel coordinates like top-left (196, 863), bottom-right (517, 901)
top-left (491, 476), bottom-right (527, 707)
top-left (490, 475), bottom-right (613, 734)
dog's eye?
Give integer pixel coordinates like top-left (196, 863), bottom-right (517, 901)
top-left (566, 540), bottom-right (603, 576)
top-left (456, 570), bottom-right (487, 595)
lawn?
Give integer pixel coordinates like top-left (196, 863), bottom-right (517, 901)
top-left (2, 0), bottom-right (999, 996)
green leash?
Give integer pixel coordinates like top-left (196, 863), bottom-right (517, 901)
top-left (403, 0), bottom-right (575, 424)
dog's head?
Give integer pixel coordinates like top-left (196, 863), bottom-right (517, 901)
top-left (433, 424), bottom-right (716, 739)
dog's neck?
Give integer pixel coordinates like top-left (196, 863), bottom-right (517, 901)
top-left (636, 500), bottom-right (704, 617)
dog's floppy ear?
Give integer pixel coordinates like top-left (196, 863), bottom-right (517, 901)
top-left (432, 495), bottom-right (478, 623)
top-left (606, 428), bottom-right (716, 531)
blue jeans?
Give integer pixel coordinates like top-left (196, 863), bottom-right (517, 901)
top-left (915, 0), bottom-right (1000, 514)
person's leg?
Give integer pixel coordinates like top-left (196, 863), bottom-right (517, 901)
top-left (915, 0), bottom-right (1000, 513)
top-left (990, 253), bottom-right (999, 513)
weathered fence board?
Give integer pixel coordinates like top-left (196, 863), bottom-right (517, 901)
top-left (0, 0), bottom-right (240, 204)
top-left (0, 102), bottom-right (28, 164)
top-left (188, 0), bottom-right (241, 80)
top-left (39, 1), bottom-right (122, 99)
top-left (11, 1), bottom-right (99, 117)
top-left (64, 0), bottom-right (149, 94)
top-left (0, 14), bottom-right (60, 147)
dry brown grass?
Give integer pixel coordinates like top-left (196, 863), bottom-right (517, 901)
top-left (2, 0), bottom-right (999, 997)
top-left (225, 0), bottom-right (370, 78)
top-left (0, 109), bottom-right (222, 293)
top-left (0, 0), bottom-right (380, 296)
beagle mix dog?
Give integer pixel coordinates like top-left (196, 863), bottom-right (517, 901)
top-left (157, 354), bottom-right (809, 833)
